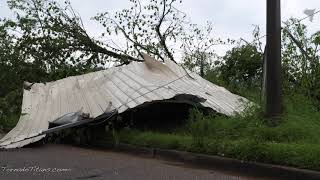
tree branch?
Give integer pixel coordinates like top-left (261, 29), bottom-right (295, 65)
top-left (155, 0), bottom-right (177, 64)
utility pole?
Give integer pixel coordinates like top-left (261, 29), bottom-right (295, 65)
top-left (266, 0), bottom-right (282, 124)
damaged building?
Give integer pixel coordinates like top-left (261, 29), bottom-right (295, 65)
top-left (0, 54), bottom-right (249, 149)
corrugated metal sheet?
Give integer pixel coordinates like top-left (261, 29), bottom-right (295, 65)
top-left (0, 54), bottom-right (248, 148)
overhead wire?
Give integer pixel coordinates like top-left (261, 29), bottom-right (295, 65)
top-left (250, 8), bottom-right (320, 46)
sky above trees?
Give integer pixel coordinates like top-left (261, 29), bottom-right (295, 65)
top-left (0, 0), bottom-right (319, 56)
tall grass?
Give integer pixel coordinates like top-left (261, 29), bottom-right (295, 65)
top-left (101, 94), bottom-right (320, 170)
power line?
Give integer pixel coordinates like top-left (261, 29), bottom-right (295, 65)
top-left (221, 9), bottom-right (320, 48)
top-left (297, 9), bottom-right (320, 23)
top-left (174, 9), bottom-right (320, 50)
top-left (251, 8), bottom-right (320, 44)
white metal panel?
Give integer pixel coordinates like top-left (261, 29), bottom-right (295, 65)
top-left (0, 54), bottom-right (249, 148)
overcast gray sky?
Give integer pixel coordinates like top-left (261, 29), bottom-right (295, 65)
top-left (0, 0), bottom-right (319, 57)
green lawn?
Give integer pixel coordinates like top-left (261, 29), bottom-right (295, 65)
top-left (100, 94), bottom-right (320, 171)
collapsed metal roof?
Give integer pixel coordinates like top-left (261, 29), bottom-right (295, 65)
top-left (0, 54), bottom-right (248, 148)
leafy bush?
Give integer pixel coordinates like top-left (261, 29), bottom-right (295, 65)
top-left (186, 109), bottom-right (210, 148)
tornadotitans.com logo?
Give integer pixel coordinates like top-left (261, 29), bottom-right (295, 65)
top-left (1, 166), bottom-right (71, 173)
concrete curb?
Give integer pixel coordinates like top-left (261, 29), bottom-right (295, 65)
top-left (91, 140), bottom-right (320, 180)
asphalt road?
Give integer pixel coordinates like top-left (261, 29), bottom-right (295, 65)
top-left (0, 144), bottom-right (270, 180)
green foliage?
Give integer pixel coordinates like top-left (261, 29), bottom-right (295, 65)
top-left (202, 26), bottom-right (264, 99)
top-left (183, 51), bottom-right (214, 77)
top-left (94, 0), bottom-right (187, 62)
top-left (181, 22), bottom-right (222, 76)
top-left (5, 0), bottom-right (113, 67)
top-left (103, 95), bottom-right (320, 170)
top-left (0, 89), bottom-right (22, 130)
top-left (186, 108), bottom-right (210, 147)
top-left (118, 129), bottom-right (191, 150)
top-left (219, 44), bottom-right (263, 90)
top-left (0, 0), bottom-right (109, 130)
top-left (282, 18), bottom-right (320, 102)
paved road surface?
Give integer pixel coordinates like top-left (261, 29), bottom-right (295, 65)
top-left (0, 144), bottom-right (270, 180)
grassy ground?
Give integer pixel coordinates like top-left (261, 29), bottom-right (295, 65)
top-left (100, 94), bottom-right (320, 171)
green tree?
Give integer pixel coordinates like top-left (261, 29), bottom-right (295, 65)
top-left (219, 44), bottom-right (262, 89)
top-left (204, 26), bottom-right (263, 92)
top-left (181, 22), bottom-right (223, 77)
top-left (282, 18), bottom-right (320, 102)
top-left (94, 0), bottom-right (190, 64)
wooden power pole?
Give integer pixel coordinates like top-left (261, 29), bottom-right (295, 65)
top-left (266, 0), bottom-right (282, 124)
